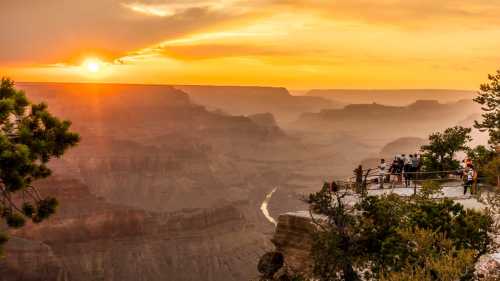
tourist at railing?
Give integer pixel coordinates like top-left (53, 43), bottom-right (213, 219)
top-left (464, 165), bottom-right (474, 195)
top-left (378, 159), bottom-right (387, 189)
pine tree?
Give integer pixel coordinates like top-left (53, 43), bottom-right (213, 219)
top-left (474, 70), bottom-right (500, 146)
top-left (0, 78), bottom-right (79, 254)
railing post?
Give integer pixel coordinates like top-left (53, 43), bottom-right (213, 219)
top-left (362, 168), bottom-right (371, 197)
top-left (354, 165), bottom-right (363, 195)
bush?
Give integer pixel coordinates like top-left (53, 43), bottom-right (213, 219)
top-left (306, 183), bottom-right (493, 281)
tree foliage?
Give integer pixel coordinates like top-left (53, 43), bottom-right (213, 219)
top-left (379, 228), bottom-right (476, 281)
top-left (0, 78), bottom-right (79, 254)
top-left (466, 145), bottom-right (497, 185)
top-left (304, 181), bottom-right (492, 281)
top-left (474, 70), bottom-right (500, 146)
top-left (420, 126), bottom-right (472, 172)
top-left (482, 156), bottom-right (500, 187)
top-left (467, 145), bottom-right (495, 168)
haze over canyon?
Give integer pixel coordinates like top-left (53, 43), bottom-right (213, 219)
top-left (0, 82), bottom-right (487, 281)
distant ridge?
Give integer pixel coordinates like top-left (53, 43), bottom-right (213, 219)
top-left (174, 85), bottom-right (340, 123)
top-left (307, 89), bottom-right (475, 106)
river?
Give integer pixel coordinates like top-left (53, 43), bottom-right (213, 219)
top-left (260, 187), bottom-right (278, 226)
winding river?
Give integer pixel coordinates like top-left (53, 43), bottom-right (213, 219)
top-left (260, 187), bottom-right (278, 226)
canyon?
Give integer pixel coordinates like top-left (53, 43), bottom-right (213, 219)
top-left (0, 83), bottom-right (487, 281)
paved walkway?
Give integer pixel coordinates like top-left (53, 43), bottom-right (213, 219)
top-left (366, 184), bottom-right (486, 209)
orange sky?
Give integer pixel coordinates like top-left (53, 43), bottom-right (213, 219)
top-left (1, 0), bottom-right (500, 89)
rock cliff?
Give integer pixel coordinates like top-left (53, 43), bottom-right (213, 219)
top-left (307, 89), bottom-right (475, 106)
top-left (8, 178), bottom-right (272, 281)
top-left (175, 85), bottom-right (337, 123)
top-left (7, 83), bottom-right (293, 281)
top-left (269, 211), bottom-right (319, 275)
top-left (293, 100), bottom-right (482, 143)
top-left (266, 210), bottom-right (500, 280)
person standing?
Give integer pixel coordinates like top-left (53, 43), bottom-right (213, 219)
top-left (403, 154), bottom-right (412, 188)
top-left (378, 159), bottom-right (387, 189)
top-left (354, 165), bottom-right (363, 194)
top-left (411, 154), bottom-right (419, 186)
top-left (472, 166), bottom-right (479, 195)
top-left (464, 166), bottom-right (474, 195)
top-left (389, 157), bottom-right (399, 188)
top-left (397, 155), bottom-right (405, 184)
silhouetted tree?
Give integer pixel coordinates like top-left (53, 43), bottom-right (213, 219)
top-left (0, 78), bottom-right (79, 254)
top-left (420, 126), bottom-right (472, 173)
top-left (474, 70), bottom-right (500, 146)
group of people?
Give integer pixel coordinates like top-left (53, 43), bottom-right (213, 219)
top-left (378, 154), bottom-right (422, 189)
top-left (377, 155), bottom-right (478, 195)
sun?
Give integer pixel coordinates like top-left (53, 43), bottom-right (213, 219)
top-left (83, 58), bottom-right (103, 73)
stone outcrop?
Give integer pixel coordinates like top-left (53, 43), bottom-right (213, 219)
top-left (268, 210), bottom-right (500, 280)
top-left (270, 211), bottom-right (319, 275)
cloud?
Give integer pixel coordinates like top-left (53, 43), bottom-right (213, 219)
top-left (1, 0), bottom-right (500, 68)
top-left (121, 0), bottom-right (249, 17)
top-left (272, 0), bottom-right (500, 29)
top-left (0, 0), bottom-right (246, 65)
top-left (122, 3), bottom-right (176, 17)
top-left (147, 44), bottom-right (294, 61)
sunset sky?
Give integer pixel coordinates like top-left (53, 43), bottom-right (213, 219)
top-left (1, 0), bottom-right (500, 89)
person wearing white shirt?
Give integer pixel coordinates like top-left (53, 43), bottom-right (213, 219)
top-left (464, 167), bottom-right (474, 195)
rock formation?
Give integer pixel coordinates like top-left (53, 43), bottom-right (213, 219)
top-left (268, 211), bottom-right (318, 275)
top-left (6, 83), bottom-right (488, 281)
top-left (293, 100), bottom-right (482, 143)
top-left (174, 85), bottom-right (338, 123)
top-left (8, 177), bottom-right (272, 281)
top-left (7, 83), bottom-right (293, 281)
top-left (307, 89), bottom-right (475, 106)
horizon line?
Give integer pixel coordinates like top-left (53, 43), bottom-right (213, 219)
top-left (14, 81), bottom-right (476, 92)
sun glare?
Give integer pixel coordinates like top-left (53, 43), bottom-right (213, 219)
top-left (83, 58), bottom-right (102, 73)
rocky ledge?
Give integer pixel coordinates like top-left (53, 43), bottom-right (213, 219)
top-left (268, 211), bottom-right (321, 276)
top-left (265, 211), bottom-right (500, 280)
